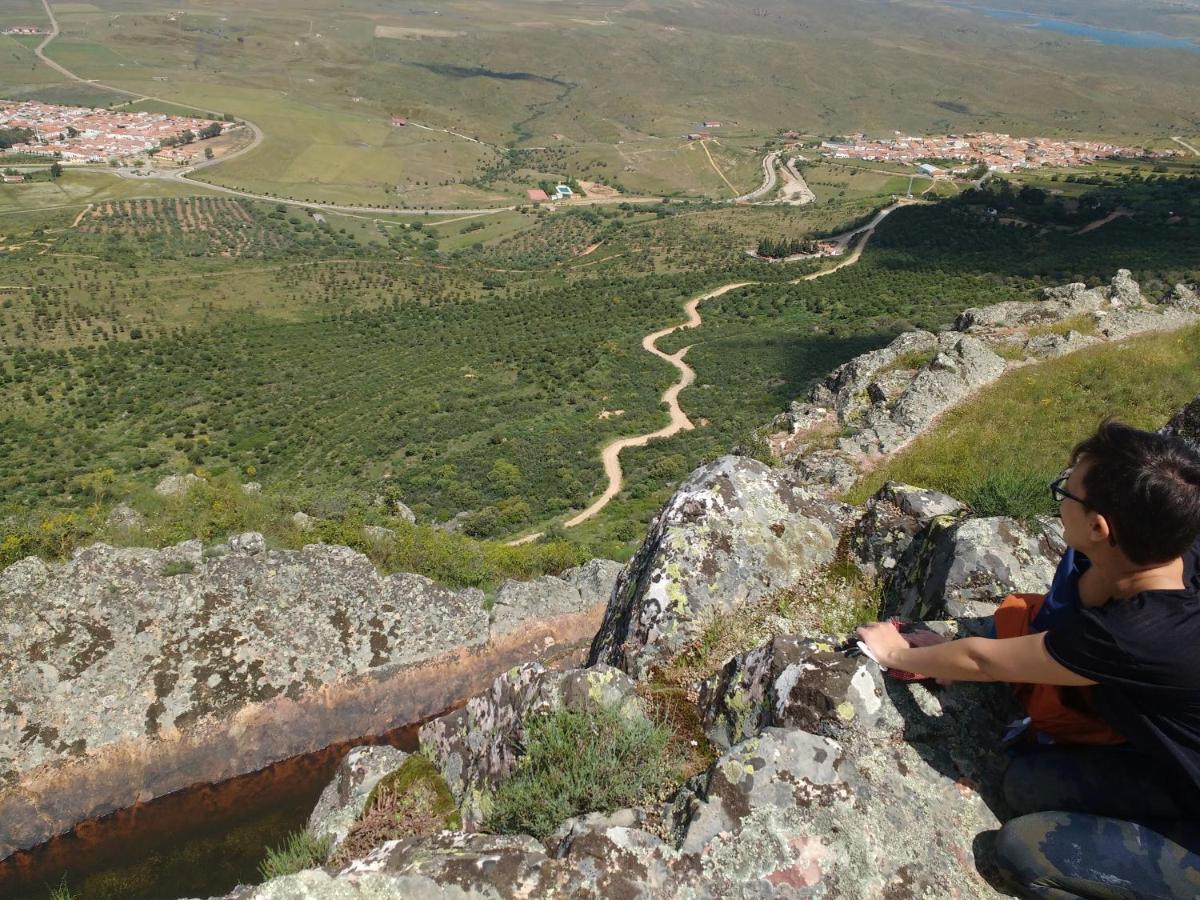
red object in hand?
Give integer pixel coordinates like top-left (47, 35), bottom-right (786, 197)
top-left (881, 618), bottom-right (939, 682)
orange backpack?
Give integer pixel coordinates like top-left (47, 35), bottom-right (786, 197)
top-left (994, 593), bottom-right (1126, 746)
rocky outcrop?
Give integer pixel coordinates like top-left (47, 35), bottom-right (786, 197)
top-left (0, 537), bottom-right (615, 859)
top-left (418, 663), bottom-right (642, 828)
top-left (153, 473), bottom-right (205, 497)
top-left (227, 619), bottom-right (1015, 899)
top-left (588, 456), bottom-right (840, 677)
top-left (881, 511), bottom-right (1064, 620)
top-left (774, 270), bottom-right (1199, 490)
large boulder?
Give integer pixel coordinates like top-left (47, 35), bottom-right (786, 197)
top-left (809, 330), bottom-right (938, 424)
top-left (153, 473), bottom-right (205, 498)
top-left (882, 514), bottom-right (1064, 620)
top-left (847, 482), bottom-right (965, 581)
top-left (699, 633), bottom-right (890, 749)
top-left (588, 456), bottom-right (838, 677)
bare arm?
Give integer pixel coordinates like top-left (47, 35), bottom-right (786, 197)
top-left (857, 623), bottom-right (1097, 686)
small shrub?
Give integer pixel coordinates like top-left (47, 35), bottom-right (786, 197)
top-left (330, 754), bottom-right (459, 868)
top-left (486, 705), bottom-right (680, 841)
top-left (159, 559), bottom-right (196, 577)
top-left (257, 830), bottom-right (331, 881)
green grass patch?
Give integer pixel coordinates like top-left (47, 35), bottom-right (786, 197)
top-left (257, 830), bottom-right (331, 882)
top-left (485, 704), bottom-right (680, 841)
top-left (850, 324), bottom-right (1200, 509)
top-left (1025, 312), bottom-right (1099, 338)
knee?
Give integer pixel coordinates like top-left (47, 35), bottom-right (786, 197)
top-left (994, 813), bottom-right (1063, 896)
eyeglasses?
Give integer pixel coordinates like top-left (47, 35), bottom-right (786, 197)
top-left (1050, 475), bottom-right (1090, 508)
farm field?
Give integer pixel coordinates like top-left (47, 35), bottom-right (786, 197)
top-left (8, 0), bottom-right (1198, 206)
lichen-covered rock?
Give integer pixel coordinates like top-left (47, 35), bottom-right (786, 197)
top-left (489, 559), bottom-right (621, 639)
top-left (847, 482), bottom-right (965, 580)
top-left (588, 456), bottom-right (837, 677)
top-left (887, 334), bottom-right (1006, 433)
top-left (699, 634), bottom-right (889, 749)
top-left (1166, 282), bottom-right (1200, 312)
top-left (308, 745), bottom-right (409, 853)
top-left (1, 538), bottom-right (613, 858)
top-left (809, 330), bottom-right (938, 423)
top-left (882, 514), bottom-right (1064, 620)
top-left (1163, 394), bottom-right (1200, 451)
top-left (291, 511), bottom-right (315, 532)
top-left (1095, 303), bottom-right (1200, 341)
top-left (105, 502), bottom-right (145, 531)
top-left (675, 701), bottom-right (1012, 898)
top-left (417, 663), bottom-right (641, 828)
top-left (1021, 329), bottom-right (1101, 359)
top-left (153, 473), bottom-right (205, 497)
top-left (241, 482), bottom-right (262, 495)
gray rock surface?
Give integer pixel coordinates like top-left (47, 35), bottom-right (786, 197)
top-left (308, 745), bottom-right (409, 854)
top-left (699, 633), bottom-right (889, 749)
top-left (847, 482), bottom-right (966, 580)
top-left (1166, 282), bottom-right (1200, 312)
top-left (105, 502), bottom-right (145, 531)
top-left (809, 330), bottom-right (938, 424)
top-left (0, 534), bottom-right (619, 858)
top-left (291, 511), bottom-right (314, 532)
top-left (153, 473), bottom-right (205, 498)
top-left (240, 482), bottom-right (262, 495)
top-left (489, 559), bottom-right (621, 639)
top-left (589, 456), bottom-right (838, 677)
top-left (882, 514), bottom-right (1064, 620)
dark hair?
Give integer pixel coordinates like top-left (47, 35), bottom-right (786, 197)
top-left (1071, 420), bottom-right (1200, 565)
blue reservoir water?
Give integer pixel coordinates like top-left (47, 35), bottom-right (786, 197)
top-left (966, 5), bottom-right (1200, 54)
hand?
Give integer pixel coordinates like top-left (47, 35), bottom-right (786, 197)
top-left (855, 621), bottom-right (911, 668)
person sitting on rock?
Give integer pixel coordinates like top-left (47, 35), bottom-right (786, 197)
top-left (858, 420), bottom-right (1200, 899)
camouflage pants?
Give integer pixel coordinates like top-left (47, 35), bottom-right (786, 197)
top-left (995, 746), bottom-right (1200, 899)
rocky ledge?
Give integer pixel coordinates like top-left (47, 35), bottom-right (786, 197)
top-left (216, 450), bottom-right (1061, 897)
top-left (773, 270), bottom-right (1199, 490)
top-left (0, 539), bottom-right (621, 859)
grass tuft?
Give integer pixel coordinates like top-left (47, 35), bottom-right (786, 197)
top-left (257, 830), bottom-right (331, 882)
top-left (485, 705), bottom-right (680, 841)
top-left (961, 466), bottom-right (1057, 520)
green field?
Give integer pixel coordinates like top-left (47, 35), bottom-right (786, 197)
top-left (8, 0), bottom-right (1199, 206)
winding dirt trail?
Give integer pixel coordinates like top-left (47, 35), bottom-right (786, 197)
top-left (559, 280), bottom-right (754, 530)
top-left (506, 202), bottom-right (912, 544)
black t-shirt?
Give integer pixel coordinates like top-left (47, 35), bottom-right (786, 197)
top-left (1045, 537), bottom-right (1200, 816)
